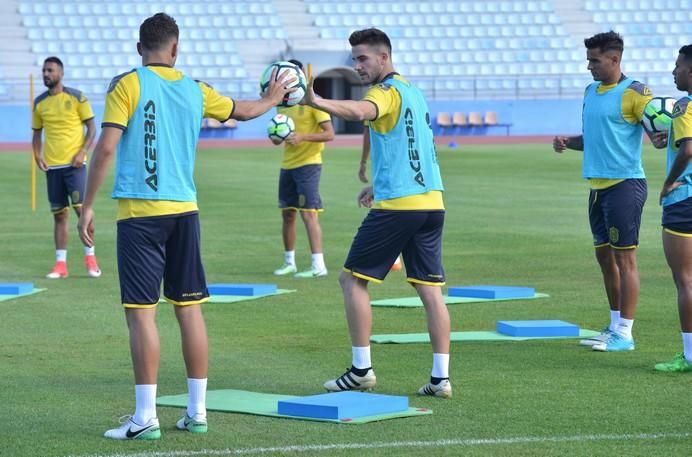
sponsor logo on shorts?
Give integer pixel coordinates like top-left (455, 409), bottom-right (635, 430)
top-left (608, 226), bottom-right (620, 243)
top-left (181, 291), bottom-right (204, 298)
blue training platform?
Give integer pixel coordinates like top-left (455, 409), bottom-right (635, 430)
top-left (448, 285), bottom-right (535, 299)
top-left (277, 391), bottom-right (409, 420)
top-left (496, 320), bottom-right (580, 337)
top-left (207, 283), bottom-right (277, 296)
top-left (0, 283), bottom-right (34, 295)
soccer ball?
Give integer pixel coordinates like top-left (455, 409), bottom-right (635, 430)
top-left (643, 96), bottom-right (676, 133)
top-left (259, 61), bottom-right (307, 107)
top-left (267, 113), bottom-right (295, 142)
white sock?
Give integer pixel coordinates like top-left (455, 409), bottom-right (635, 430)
top-left (284, 250), bottom-right (295, 266)
top-left (56, 249), bottom-right (67, 262)
top-left (133, 384), bottom-right (157, 425)
top-left (682, 332), bottom-right (692, 362)
top-left (84, 246), bottom-right (95, 256)
top-left (609, 310), bottom-right (620, 332)
top-left (187, 378), bottom-right (207, 418)
top-left (311, 253), bottom-right (325, 270)
top-left (352, 346), bottom-right (371, 369)
top-left (616, 317), bottom-right (634, 339)
top-left (431, 353), bottom-right (449, 379)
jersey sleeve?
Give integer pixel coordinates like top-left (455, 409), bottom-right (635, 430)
top-left (102, 73), bottom-right (137, 130)
top-left (363, 83), bottom-right (398, 121)
top-left (198, 81), bottom-right (234, 121)
top-left (623, 81), bottom-right (653, 124)
top-left (672, 98), bottom-right (692, 148)
top-left (77, 95), bottom-right (95, 122)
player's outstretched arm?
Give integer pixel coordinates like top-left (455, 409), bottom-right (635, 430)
top-left (232, 69), bottom-right (296, 121)
top-left (303, 75), bottom-right (376, 122)
top-left (78, 126), bottom-right (122, 247)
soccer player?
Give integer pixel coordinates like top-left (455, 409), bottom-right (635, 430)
top-left (655, 44), bottom-right (692, 372)
top-left (77, 13), bottom-right (294, 440)
top-left (32, 56), bottom-right (101, 279)
top-left (553, 31), bottom-right (666, 352)
top-left (303, 28), bottom-right (452, 398)
top-left (271, 59), bottom-right (335, 278)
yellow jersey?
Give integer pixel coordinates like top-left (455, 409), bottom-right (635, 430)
top-left (364, 73), bottom-right (444, 210)
top-left (277, 105), bottom-right (331, 169)
top-left (102, 64), bottom-right (235, 220)
top-left (589, 78), bottom-right (653, 190)
top-left (671, 97), bottom-right (692, 148)
top-left (32, 87), bottom-right (94, 168)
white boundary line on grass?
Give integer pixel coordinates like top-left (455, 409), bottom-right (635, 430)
top-left (68, 432), bottom-right (692, 457)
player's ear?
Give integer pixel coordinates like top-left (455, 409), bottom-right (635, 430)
top-left (136, 42), bottom-right (143, 57)
top-left (171, 41), bottom-right (178, 61)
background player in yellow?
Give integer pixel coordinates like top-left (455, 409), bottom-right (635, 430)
top-left (77, 13), bottom-right (294, 440)
top-left (303, 28), bottom-right (452, 398)
top-left (553, 31), bottom-right (666, 352)
top-left (271, 59), bottom-right (335, 278)
top-left (32, 56), bottom-right (101, 279)
top-left (655, 44), bottom-right (692, 372)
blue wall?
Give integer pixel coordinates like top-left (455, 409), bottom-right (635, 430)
top-left (0, 98), bottom-right (583, 143)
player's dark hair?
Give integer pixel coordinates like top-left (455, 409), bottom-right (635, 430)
top-left (680, 45), bottom-right (692, 63)
top-left (43, 56), bottom-right (63, 68)
top-left (139, 13), bottom-right (179, 52)
top-left (349, 28), bottom-right (392, 54)
top-left (288, 59), bottom-right (304, 70)
top-left (584, 31), bottom-right (624, 54)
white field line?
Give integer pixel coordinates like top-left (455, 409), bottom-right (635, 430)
top-left (67, 431), bottom-right (692, 457)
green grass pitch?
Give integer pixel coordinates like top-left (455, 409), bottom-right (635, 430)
top-left (1, 143), bottom-right (691, 456)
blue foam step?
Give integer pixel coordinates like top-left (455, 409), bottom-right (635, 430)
top-left (448, 285), bottom-right (535, 299)
top-left (277, 391), bottom-right (409, 420)
top-left (496, 320), bottom-right (580, 337)
top-left (207, 283), bottom-right (277, 296)
top-left (0, 283), bottom-right (34, 295)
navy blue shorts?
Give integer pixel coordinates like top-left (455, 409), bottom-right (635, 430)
top-left (117, 212), bottom-right (209, 308)
top-left (46, 166), bottom-right (86, 213)
top-left (278, 164), bottom-right (323, 211)
top-left (663, 197), bottom-right (692, 234)
top-left (588, 179), bottom-right (647, 248)
top-left (344, 210), bottom-right (445, 285)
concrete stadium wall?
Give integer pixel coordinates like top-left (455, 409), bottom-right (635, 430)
top-left (0, 98), bottom-right (583, 143)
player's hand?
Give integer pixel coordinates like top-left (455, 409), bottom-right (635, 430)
top-left (660, 181), bottom-right (683, 205)
top-left (34, 154), bottom-right (48, 172)
top-left (71, 149), bottom-right (86, 168)
top-left (357, 186), bottom-right (373, 208)
top-left (553, 136), bottom-right (568, 153)
top-left (651, 131), bottom-right (668, 149)
top-left (285, 133), bottom-right (303, 146)
top-left (263, 68), bottom-right (297, 105)
top-left (78, 206), bottom-right (95, 247)
top-left (358, 162), bottom-right (368, 183)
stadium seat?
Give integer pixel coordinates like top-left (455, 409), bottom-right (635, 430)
top-left (468, 112), bottom-right (484, 127)
top-left (452, 112), bottom-right (467, 130)
top-left (436, 112), bottom-right (453, 134)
